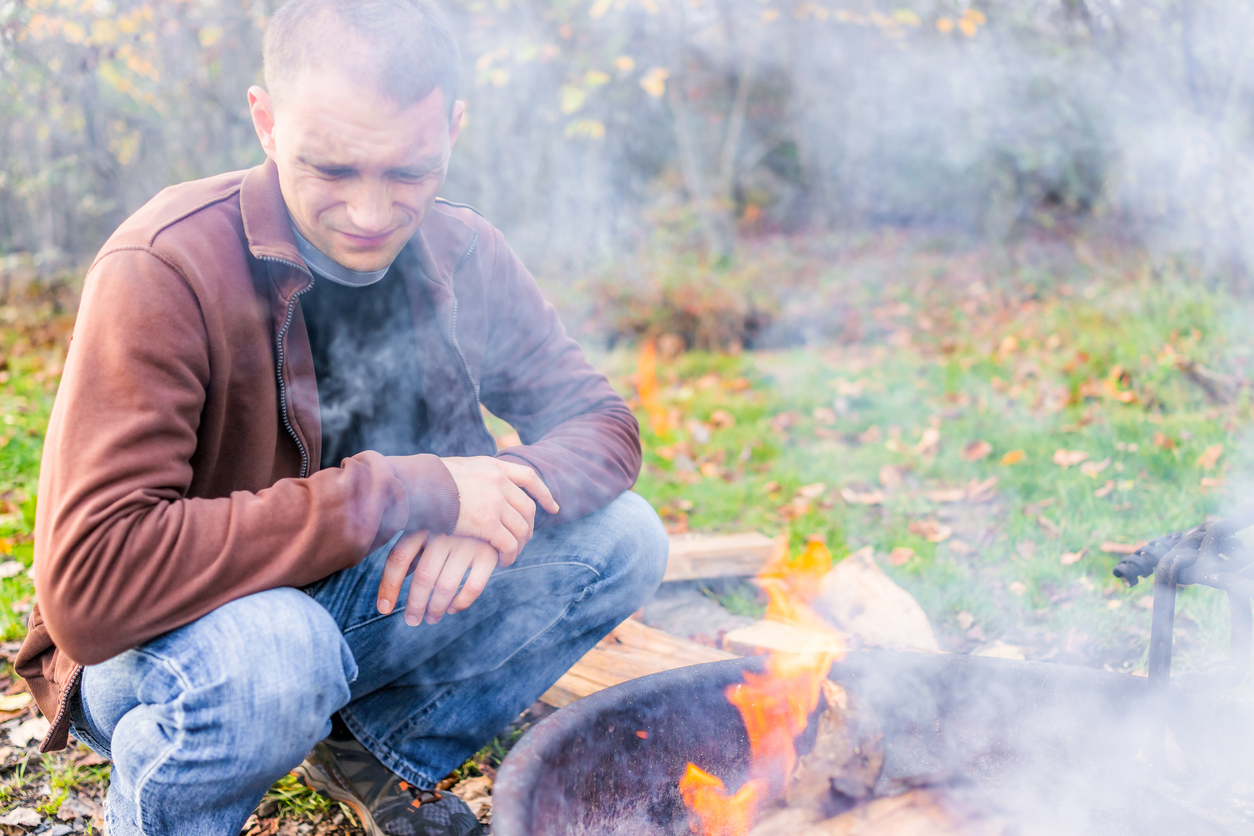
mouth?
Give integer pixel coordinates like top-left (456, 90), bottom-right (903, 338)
top-left (338, 229), bottom-right (397, 249)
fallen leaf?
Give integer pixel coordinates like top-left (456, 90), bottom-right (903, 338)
top-left (975, 642), bottom-right (1025, 660)
top-left (878, 465), bottom-right (903, 488)
top-left (1037, 515), bottom-right (1062, 537)
top-left (907, 520), bottom-right (952, 542)
top-left (1053, 449), bottom-right (1090, 467)
top-left (1101, 541), bottom-right (1146, 555)
top-left (1152, 431), bottom-right (1176, 450)
top-left (913, 426), bottom-right (940, 456)
top-left (962, 440), bottom-right (993, 461)
top-left (926, 487), bottom-right (966, 503)
top-left (1106, 599), bottom-right (1122, 610)
top-left (948, 539), bottom-right (973, 555)
top-left (709, 409), bottom-right (735, 429)
top-left (1136, 595), bottom-right (1154, 610)
top-left (0, 693), bottom-right (30, 712)
top-left (1094, 480), bottom-right (1115, 498)
top-left (1201, 476), bottom-right (1227, 491)
top-left (889, 547), bottom-right (915, 566)
top-left (0, 807), bottom-right (40, 827)
top-left (858, 426), bottom-right (882, 444)
top-left (812, 407), bottom-right (837, 426)
top-left (1197, 443), bottom-right (1223, 469)
top-left (1008, 581), bottom-right (1027, 596)
top-left (726, 377), bottom-right (751, 392)
top-left (762, 481), bottom-right (781, 494)
top-left (698, 462), bottom-right (721, 478)
top-left (956, 611), bottom-right (975, 630)
top-left (1080, 456), bottom-right (1111, 477)
top-left (840, 487), bottom-right (886, 505)
top-left (966, 624), bottom-right (986, 641)
top-left (1060, 549), bottom-right (1085, 566)
top-left (0, 561), bottom-right (23, 579)
top-left (770, 412), bottom-right (802, 434)
top-left (8, 715), bottom-right (49, 748)
top-left (966, 475), bottom-right (999, 501)
top-left (795, 483), bottom-right (826, 499)
top-left (1001, 449), bottom-right (1025, 465)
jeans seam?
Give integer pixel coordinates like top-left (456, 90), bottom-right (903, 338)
top-left (129, 648), bottom-right (193, 836)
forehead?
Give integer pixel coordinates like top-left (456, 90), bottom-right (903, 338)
top-left (277, 68), bottom-right (449, 165)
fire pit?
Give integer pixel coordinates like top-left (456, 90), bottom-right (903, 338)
top-left (494, 649), bottom-right (1254, 835)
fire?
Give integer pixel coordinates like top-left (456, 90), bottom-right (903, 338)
top-left (679, 537), bottom-right (845, 835)
top-left (636, 338), bottom-right (670, 435)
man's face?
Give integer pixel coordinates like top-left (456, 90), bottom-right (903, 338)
top-left (248, 70), bottom-right (465, 272)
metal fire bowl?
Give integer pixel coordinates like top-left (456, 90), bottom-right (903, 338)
top-left (493, 651), bottom-right (1254, 836)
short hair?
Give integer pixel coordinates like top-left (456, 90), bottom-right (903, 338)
top-left (263, 0), bottom-right (461, 116)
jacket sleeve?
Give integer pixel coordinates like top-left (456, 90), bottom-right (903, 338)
top-left (477, 229), bottom-right (641, 527)
top-left (33, 249), bottom-right (449, 665)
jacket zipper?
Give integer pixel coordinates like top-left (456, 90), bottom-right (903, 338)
top-left (43, 663), bottom-right (84, 751)
top-left (447, 233), bottom-right (495, 451)
top-left (259, 255), bottom-right (315, 478)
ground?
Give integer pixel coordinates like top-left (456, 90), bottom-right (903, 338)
top-left (0, 229), bottom-right (1249, 832)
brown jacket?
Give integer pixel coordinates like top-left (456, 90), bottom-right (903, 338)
top-left (17, 160), bottom-right (641, 751)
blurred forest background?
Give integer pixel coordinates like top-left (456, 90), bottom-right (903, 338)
top-left (5, 0), bottom-right (1254, 293)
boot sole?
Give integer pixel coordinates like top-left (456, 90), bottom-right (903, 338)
top-left (292, 759), bottom-right (384, 836)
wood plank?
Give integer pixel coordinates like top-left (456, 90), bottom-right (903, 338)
top-left (664, 531), bottom-right (778, 582)
top-left (540, 618), bottom-right (737, 708)
top-left (722, 619), bottom-right (845, 657)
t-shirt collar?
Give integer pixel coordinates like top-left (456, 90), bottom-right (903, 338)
top-left (290, 223), bottom-right (392, 288)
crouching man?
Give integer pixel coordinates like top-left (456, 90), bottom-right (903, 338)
top-left (15, 1), bottom-right (668, 833)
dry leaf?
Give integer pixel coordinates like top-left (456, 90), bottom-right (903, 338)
top-left (1101, 541), bottom-right (1146, 555)
top-left (1008, 581), bottom-right (1027, 596)
top-left (962, 439), bottom-right (993, 461)
top-left (878, 464), bottom-right (903, 488)
top-left (0, 693), bottom-right (30, 712)
top-left (769, 412), bottom-right (801, 434)
top-left (889, 547), bottom-right (915, 566)
top-left (1197, 443), bottom-right (1224, 469)
top-left (761, 481), bottom-right (781, 494)
top-left (840, 487), bottom-right (886, 505)
top-left (907, 520), bottom-right (952, 542)
top-left (967, 475), bottom-right (999, 501)
top-left (956, 610), bottom-right (975, 630)
top-left (948, 539), bottom-right (973, 555)
top-left (1037, 515), bottom-right (1062, 537)
top-left (708, 409), bottom-right (735, 430)
top-left (1094, 480), bottom-right (1115, 498)
top-left (811, 407), bottom-right (837, 426)
top-left (0, 561), bottom-right (23, 579)
top-left (795, 482), bottom-right (827, 499)
top-left (0, 807), bottom-right (41, 827)
top-left (926, 487), bottom-right (966, 503)
top-left (8, 716), bottom-right (49, 748)
top-left (1080, 456), bottom-right (1111, 477)
top-left (1137, 595), bottom-right (1154, 610)
top-left (1201, 476), bottom-right (1228, 491)
top-left (1107, 599), bottom-right (1122, 610)
top-left (1053, 449), bottom-right (1090, 467)
top-left (858, 426), bottom-right (883, 444)
top-left (976, 642), bottom-right (1025, 660)
top-left (1060, 549), bottom-right (1085, 566)
top-left (1001, 449), bottom-right (1025, 465)
top-left (913, 427), bottom-right (940, 456)
top-left (1153, 431), bottom-right (1177, 450)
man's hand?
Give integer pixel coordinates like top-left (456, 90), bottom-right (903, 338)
top-left (376, 531), bottom-right (501, 625)
top-left (441, 456), bottom-right (558, 563)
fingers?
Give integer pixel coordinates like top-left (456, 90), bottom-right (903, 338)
top-left (404, 535), bottom-right (455, 626)
top-left (500, 462), bottom-right (560, 514)
top-left (377, 530), bottom-right (428, 614)
top-left (447, 547), bottom-right (498, 615)
top-left (415, 539), bottom-right (477, 624)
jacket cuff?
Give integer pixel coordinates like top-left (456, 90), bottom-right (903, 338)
top-left (401, 454), bottom-right (460, 535)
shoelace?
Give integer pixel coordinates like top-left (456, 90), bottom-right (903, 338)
top-left (395, 780), bottom-right (444, 809)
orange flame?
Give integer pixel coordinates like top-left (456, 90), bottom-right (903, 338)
top-left (679, 537), bottom-right (845, 835)
top-left (637, 338), bottom-right (670, 436)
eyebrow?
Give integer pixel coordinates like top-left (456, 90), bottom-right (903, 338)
top-left (298, 155), bottom-right (443, 178)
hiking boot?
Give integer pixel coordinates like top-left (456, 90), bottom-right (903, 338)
top-left (292, 719), bottom-right (484, 836)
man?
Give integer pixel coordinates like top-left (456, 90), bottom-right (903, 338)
top-left (15, 0), bottom-right (668, 833)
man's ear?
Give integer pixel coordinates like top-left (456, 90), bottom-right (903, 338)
top-left (449, 100), bottom-right (467, 148)
top-left (248, 86), bottom-right (279, 159)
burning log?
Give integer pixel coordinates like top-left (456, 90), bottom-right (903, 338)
top-left (750, 788), bottom-right (1005, 836)
top-left (786, 679), bottom-right (884, 814)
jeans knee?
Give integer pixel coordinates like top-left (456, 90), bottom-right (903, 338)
top-left (603, 492), bottom-right (669, 598)
top-left (140, 588), bottom-right (355, 767)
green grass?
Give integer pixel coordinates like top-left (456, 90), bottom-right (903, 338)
top-left (3, 236), bottom-right (1254, 817)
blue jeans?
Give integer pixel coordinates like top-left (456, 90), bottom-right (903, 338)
top-left (69, 492), bottom-right (667, 836)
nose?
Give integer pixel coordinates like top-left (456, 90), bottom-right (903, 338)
top-left (344, 180), bottom-right (392, 236)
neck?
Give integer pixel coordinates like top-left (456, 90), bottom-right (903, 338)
top-left (290, 224), bottom-right (393, 287)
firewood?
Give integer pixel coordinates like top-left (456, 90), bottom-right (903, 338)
top-left (786, 680), bottom-right (885, 814)
top-left (664, 532), bottom-right (778, 581)
top-left (745, 805), bottom-right (822, 835)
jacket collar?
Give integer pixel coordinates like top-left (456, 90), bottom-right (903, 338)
top-left (239, 158), bottom-right (478, 296)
